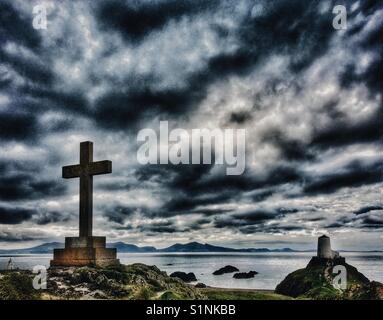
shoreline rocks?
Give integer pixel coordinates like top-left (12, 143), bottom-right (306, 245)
top-left (213, 265), bottom-right (239, 275)
top-left (233, 271), bottom-right (258, 279)
top-left (169, 271), bottom-right (197, 282)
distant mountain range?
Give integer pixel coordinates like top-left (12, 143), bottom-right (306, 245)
top-left (0, 241), bottom-right (380, 254)
top-left (155, 242), bottom-right (297, 253)
top-left (0, 241), bottom-right (300, 254)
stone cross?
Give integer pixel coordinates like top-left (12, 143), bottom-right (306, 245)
top-left (62, 141), bottom-right (112, 237)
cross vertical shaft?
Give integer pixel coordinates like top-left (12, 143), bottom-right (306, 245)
top-left (80, 141), bottom-right (93, 237)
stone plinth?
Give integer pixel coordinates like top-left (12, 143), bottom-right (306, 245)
top-left (50, 236), bottom-right (119, 267)
top-left (65, 236), bottom-right (106, 248)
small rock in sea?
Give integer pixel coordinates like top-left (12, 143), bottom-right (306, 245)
top-left (195, 283), bottom-right (207, 288)
top-left (165, 263), bottom-right (173, 266)
top-left (170, 271), bottom-right (197, 282)
top-left (233, 271), bottom-right (258, 279)
top-left (213, 265), bottom-right (239, 275)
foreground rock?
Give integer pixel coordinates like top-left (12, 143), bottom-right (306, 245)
top-left (213, 265), bottom-right (239, 275)
top-left (275, 257), bottom-right (383, 300)
top-left (0, 264), bottom-right (205, 300)
top-left (233, 271), bottom-right (258, 279)
top-left (169, 271), bottom-right (197, 282)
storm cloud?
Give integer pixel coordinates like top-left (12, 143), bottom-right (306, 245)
top-left (0, 0), bottom-right (382, 250)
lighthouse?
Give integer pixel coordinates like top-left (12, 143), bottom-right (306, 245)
top-left (308, 235), bottom-right (345, 267)
top-left (317, 235), bottom-right (340, 259)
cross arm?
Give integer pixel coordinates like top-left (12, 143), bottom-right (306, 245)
top-left (62, 164), bottom-right (82, 179)
top-left (88, 160), bottom-right (112, 176)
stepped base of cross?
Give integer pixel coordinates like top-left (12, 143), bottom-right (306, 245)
top-left (50, 236), bottom-right (120, 267)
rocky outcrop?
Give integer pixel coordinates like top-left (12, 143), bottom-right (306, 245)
top-left (195, 283), bottom-right (207, 288)
top-left (213, 265), bottom-right (239, 275)
top-left (0, 264), bottom-right (205, 300)
top-left (233, 271), bottom-right (258, 279)
top-left (344, 281), bottom-right (383, 300)
top-left (169, 271), bottom-right (197, 282)
top-left (275, 257), bottom-right (382, 300)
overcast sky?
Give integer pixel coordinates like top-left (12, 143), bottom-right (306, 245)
top-left (0, 0), bottom-right (382, 250)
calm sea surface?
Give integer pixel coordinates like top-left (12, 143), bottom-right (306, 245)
top-left (0, 252), bottom-right (382, 289)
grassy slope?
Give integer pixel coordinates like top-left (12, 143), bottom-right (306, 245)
top-left (0, 272), bottom-right (40, 300)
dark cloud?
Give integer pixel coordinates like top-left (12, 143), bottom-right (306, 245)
top-left (237, 0), bottom-right (335, 72)
top-left (90, 0), bottom-right (343, 132)
top-left (0, 1), bottom-right (42, 50)
top-left (0, 50), bottom-right (54, 85)
top-left (263, 224), bottom-right (303, 233)
top-left (310, 105), bottom-right (383, 149)
top-left (228, 111), bottom-right (252, 124)
top-left (21, 86), bottom-right (89, 116)
top-left (0, 231), bottom-right (37, 242)
top-left (163, 192), bottom-right (234, 215)
top-left (237, 223), bottom-right (303, 235)
top-left (341, 1), bottom-right (383, 95)
top-left (360, 216), bottom-right (383, 229)
top-left (358, 0), bottom-right (382, 15)
top-left (214, 207), bottom-right (298, 230)
top-left (103, 205), bottom-right (138, 224)
top-left (92, 50), bottom-right (258, 131)
top-left (250, 189), bottom-right (275, 202)
top-left (0, 174), bottom-right (66, 201)
top-left (234, 210), bottom-right (281, 224)
top-left (303, 160), bottom-right (383, 195)
top-left (98, 181), bottom-right (133, 191)
top-left (326, 210), bottom-right (383, 231)
top-left (187, 218), bottom-right (211, 230)
top-left (206, 50), bottom-right (256, 78)
top-left (231, 166), bottom-right (299, 193)
top-left (354, 205), bottom-right (383, 216)
top-left (93, 83), bottom-right (205, 130)
top-left (135, 162), bottom-right (214, 194)
top-left (95, 0), bottom-right (220, 42)
top-left (0, 160), bottom-right (44, 176)
top-left (138, 220), bottom-right (178, 234)
top-left (325, 222), bottom-right (344, 229)
top-left (176, 165), bottom-right (299, 194)
top-left (0, 206), bottom-right (35, 224)
top-left (0, 112), bottom-right (39, 142)
top-left (133, 162), bottom-right (302, 218)
top-left (263, 130), bottom-right (315, 161)
top-left (33, 211), bottom-right (72, 225)
top-left (306, 216), bottom-right (325, 222)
